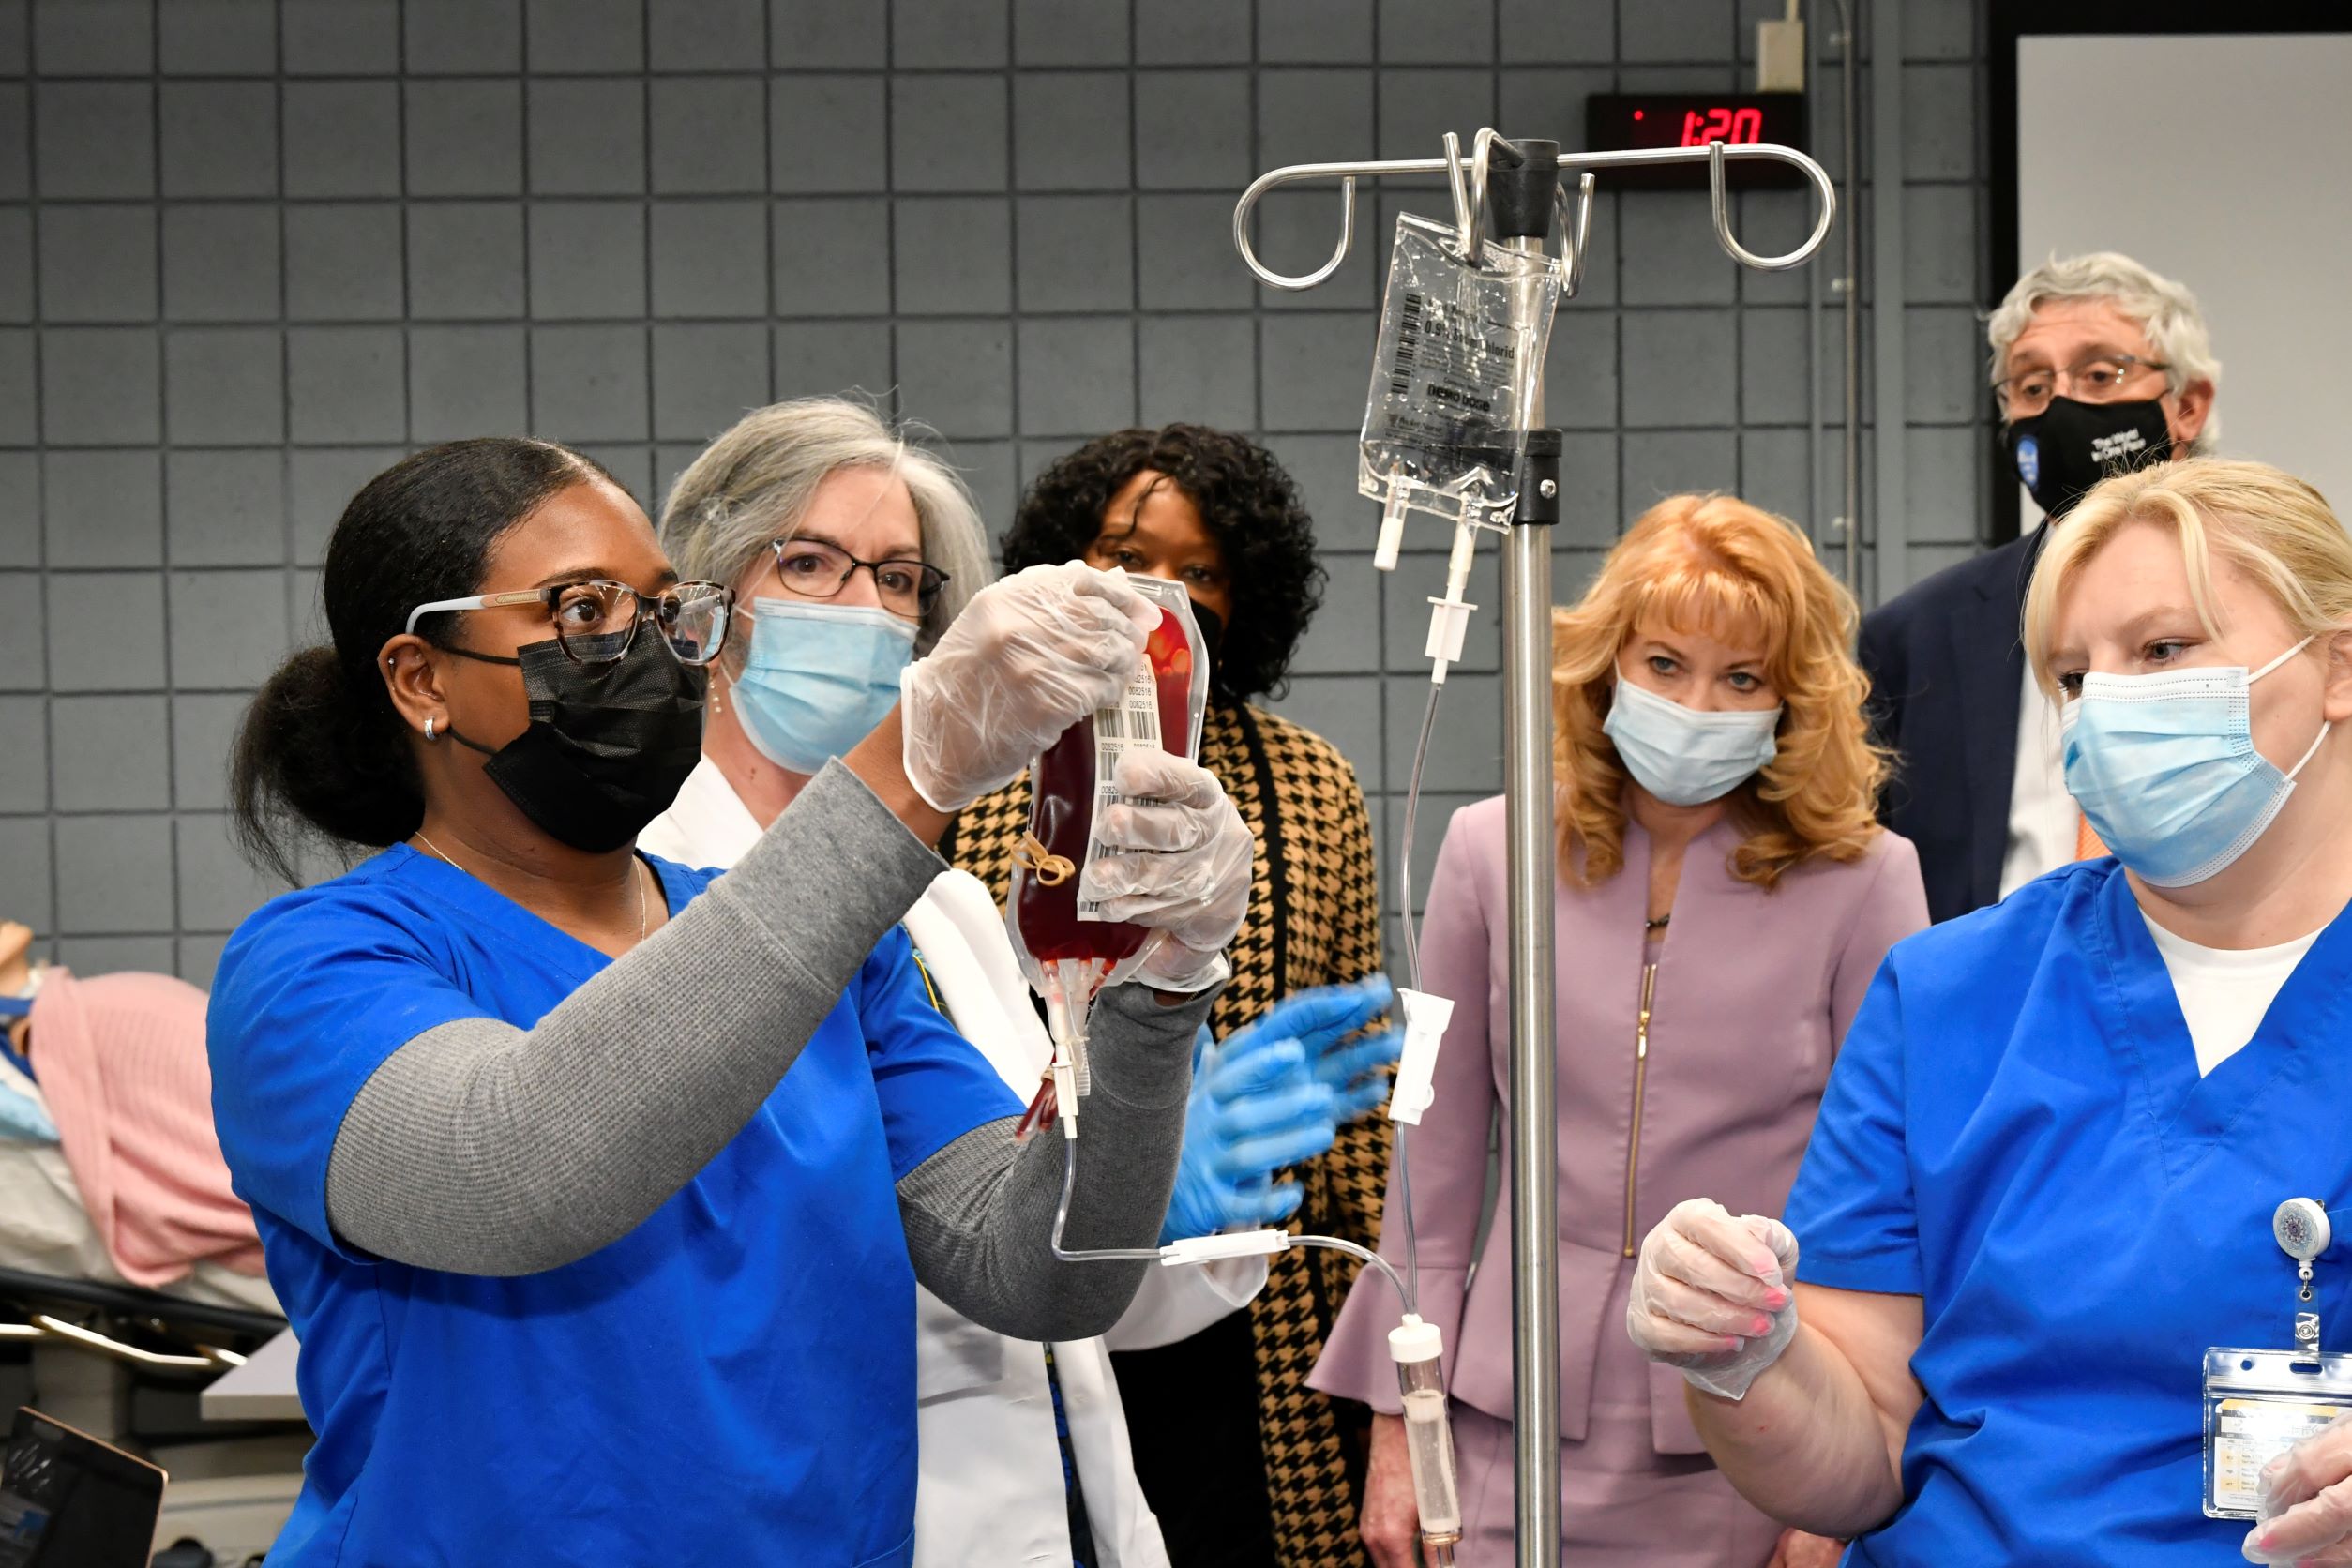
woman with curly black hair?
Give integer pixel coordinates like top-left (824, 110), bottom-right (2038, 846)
top-left (995, 424), bottom-right (1326, 704)
top-left (944, 425), bottom-right (1391, 1568)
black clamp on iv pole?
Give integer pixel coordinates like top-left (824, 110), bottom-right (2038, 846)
top-left (1486, 137), bottom-right (1568, 531)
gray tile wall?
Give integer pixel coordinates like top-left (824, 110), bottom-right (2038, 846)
top-left (0, 0), bottom-right (1990, 982)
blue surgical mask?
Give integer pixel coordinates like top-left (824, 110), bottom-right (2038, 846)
top-left (0, 1078), bottom-right (55, 1143)
top-left (1603, 678), bottom-right (1783, 807)
top-left (731, 598), bottom-right (919, 775)
top-left (2060, 637), bottom-right (2330, 887)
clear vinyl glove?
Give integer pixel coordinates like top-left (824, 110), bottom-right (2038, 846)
top-left (898, 562), bottom-right (1156, 812)
top-left (1162, 978), bottom-right (1402, 1243)
top-left (2245, 1412), bottom-right (2352, 1565)
top-left (1626, 1198), bottom-right (1801, 1401)
top-left (1084, 747), bottom-right (1255, 993)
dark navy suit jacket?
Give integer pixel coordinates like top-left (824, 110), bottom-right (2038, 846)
top-left (1856, 527), bottom-right (2049, 924)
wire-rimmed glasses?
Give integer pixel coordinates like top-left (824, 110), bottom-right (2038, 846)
top-left (1995, 354), bottom-right (2170, 418)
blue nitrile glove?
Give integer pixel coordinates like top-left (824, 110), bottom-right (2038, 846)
top-left (1161, 976), bottom-right (1403, 1244)
top-left (1301, 975), bottom-right (1402, 1122)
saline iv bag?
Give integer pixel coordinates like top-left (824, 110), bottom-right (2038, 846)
top-left (1359, 211), bottom-right (1563, 561)
top-left (1007, 574), bottom-right (1210, 1135)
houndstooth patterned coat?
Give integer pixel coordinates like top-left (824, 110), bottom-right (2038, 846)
top-left (942, 697), bottom-right (1391, 1567)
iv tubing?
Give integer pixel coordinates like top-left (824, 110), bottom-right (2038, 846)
top-left (1296, 1231), bottom-right (1411, 1315)
top-left (1395, 674), bottom-right (1445, 1315)
top-left (1049, 1133), bottom-right (1161, 1264)
top-left (1050, 1118), bottom-right (1417, 1315)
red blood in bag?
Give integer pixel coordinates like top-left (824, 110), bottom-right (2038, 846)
top-left (1014, 608), bottom-right (1198, 965)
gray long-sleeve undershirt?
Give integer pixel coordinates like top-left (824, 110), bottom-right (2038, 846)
top-left (324, 761), bottom-right (1207, 1343)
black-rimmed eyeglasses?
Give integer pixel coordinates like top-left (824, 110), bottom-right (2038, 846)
top-left (770, 537), bottom-right (947, 620)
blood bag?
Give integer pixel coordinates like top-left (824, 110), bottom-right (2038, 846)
top-left (1009, 574), bottom-right (1210, 1132)
top-left (1359, 212), bottom-right (1562, 535)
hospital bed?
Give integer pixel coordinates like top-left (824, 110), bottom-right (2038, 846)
top-left (3, 1129), bottom-right (305, 1564)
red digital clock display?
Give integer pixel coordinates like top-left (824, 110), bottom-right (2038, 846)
top-left (1584, 93), bottom-right (1807, 188)
top-left (1675, 104), bottom-right (1769, 145)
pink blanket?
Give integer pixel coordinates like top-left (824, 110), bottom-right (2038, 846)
top-left (29, 969), bottom-right (267, 1288)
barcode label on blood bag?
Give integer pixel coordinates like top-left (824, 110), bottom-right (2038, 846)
top-left (1076, 655), bottom-right (1164, 919)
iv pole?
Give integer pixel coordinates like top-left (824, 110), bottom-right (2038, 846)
top-left (1233, 134), bottom-right (1836, 1567)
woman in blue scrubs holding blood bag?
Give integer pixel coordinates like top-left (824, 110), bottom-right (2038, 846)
top-left (1621, 458), bottom-right (2352, 1564)
top-left (204, 438), bottom-right (1254, 1567)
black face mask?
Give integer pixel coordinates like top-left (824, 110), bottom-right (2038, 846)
top-left (445, 631), bottom-right (708, 852)
top-left (2004, 395), bottom-right (2174, 520)
top-left (1187, 599), bottom-right (1226, 686)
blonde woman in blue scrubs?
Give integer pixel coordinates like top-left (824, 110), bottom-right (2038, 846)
top-left (1625, 458), bottom-right (2352, 1565)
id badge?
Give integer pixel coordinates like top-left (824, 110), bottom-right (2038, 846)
top-left (2203, 1349), bottom-right (2352, 1518)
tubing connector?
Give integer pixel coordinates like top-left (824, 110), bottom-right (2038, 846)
top-left (1424, 513), bottom-right (1481, 686)
top-left (1159, 1230), bottom-right (1291, 1266)
top-left (1376, 482), bottom-right (1410, 571)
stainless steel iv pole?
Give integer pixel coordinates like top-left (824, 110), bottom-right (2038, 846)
top-left (1490, 137), bottom-right (1567, 1561)
top-left (1234, 134), bottom-right (1836, 1566)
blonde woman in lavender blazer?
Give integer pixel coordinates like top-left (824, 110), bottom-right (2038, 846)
top-left (1311, 495), bottom-right (1928, 1568)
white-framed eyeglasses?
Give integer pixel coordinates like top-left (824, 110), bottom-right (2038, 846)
top-left (404, 578), bottom-right (735, 666)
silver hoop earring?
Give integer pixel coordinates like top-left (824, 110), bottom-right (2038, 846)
top-left (424, 716), bottom-right (437, 741)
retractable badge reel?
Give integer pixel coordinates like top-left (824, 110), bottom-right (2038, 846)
top-left (2201, 1199), bottom-right (2352, 1518)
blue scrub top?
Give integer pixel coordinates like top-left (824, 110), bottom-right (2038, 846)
top-left (206, 845), bottom-right (1022, 1568)
top-left (1787, 859), bottom-right (2352, 1565)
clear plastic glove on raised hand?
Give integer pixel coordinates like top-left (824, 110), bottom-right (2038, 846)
top-left (1625, 1197), bottom-right (1801, 1401)
top-left (1084, 747), bottom-right (1254, 993)
top-left (1161, 977), bottom-right (1401, 1242)
top-left (2245, 1412), bottom-right (2352, 1565)
top-left (898, 562), bottom-right (1156, 812)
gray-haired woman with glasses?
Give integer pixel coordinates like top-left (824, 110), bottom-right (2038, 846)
top-left (207, 435), bottom-right (1259, 1567)
top-left (643, 398), bottom-right (1398, 1568)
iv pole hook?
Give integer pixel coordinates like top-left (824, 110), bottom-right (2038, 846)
top-left (1559, 173), bottom-right (1596, 295)
top-left (1709, 140), bottom-right (1828, 270)
top-left (1231, 173), bottom-right (1356, 291)
top-left (1231, 133), bottom-right (1835, 291)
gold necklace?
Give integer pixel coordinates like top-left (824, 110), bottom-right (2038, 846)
top-left (413, 832), bottom-right (647, 940)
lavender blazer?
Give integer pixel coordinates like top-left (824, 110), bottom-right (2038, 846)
top-left (1310, 795), bottom-right (1927, 1453)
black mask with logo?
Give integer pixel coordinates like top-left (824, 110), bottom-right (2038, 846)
top-left (444, 631), bottom-right (707, 852)
top-left (2004, 395), bottom-right (2174, 520)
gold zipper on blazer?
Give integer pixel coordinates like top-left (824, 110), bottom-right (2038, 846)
top-left (1622, 959), bottom-right (1658, 1258)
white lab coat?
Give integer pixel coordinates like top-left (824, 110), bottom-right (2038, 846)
top-left (641, 759), bottom-right (1264, 1568)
